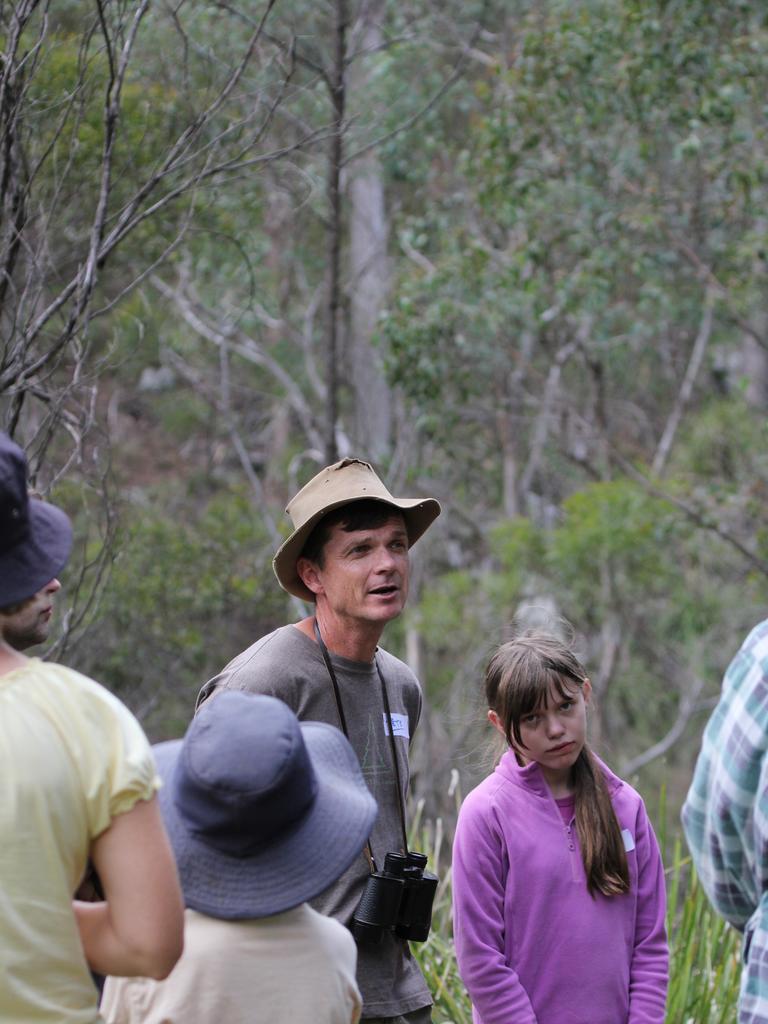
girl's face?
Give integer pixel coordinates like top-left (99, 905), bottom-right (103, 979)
top-left (488, 676), bottom-right (591, 795)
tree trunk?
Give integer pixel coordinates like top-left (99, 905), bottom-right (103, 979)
top-left (324, 0), bottom-right (348, 464)
top-left (347, 0), bottom-right (392, 460)
top-left (742, 330), bottom-right (768, 409)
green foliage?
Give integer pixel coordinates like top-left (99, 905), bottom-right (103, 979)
top-left (486, 518), bottom-right (543, 610)
top-left (665, 847), bottom-right (742, 1023)
top-left (154, 390), bottom-right (213, 441)
top-left (419, 570), bottom-right (484, 644)
top-left (673, 398), bottom-right (768, 483)
top-left (382, 0), bottom-right (768, 501)
top-left (72, 486), bottom-right (286, 737)
top-left (547, 480), bottom-right (690, 609)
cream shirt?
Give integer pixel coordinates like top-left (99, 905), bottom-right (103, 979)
top-left (0, 660), bottom-right (158, 1023)
top-left (101, 904), bottom-right (362, 1024)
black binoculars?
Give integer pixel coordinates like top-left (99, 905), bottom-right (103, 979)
top-left (352, 851), bottom-right (438, 945)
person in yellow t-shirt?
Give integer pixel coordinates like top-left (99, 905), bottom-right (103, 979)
top-left (0, 432), bottom-right (184, 1023)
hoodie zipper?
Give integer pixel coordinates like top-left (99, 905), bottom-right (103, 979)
top-left (552, 796), bottom-right (582, 883)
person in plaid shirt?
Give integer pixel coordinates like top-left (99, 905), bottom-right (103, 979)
top-left (682, 619), bottom-right (768, 1024)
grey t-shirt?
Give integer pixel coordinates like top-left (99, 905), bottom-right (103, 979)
top-left (196, 624), bottom-right (432, 1019)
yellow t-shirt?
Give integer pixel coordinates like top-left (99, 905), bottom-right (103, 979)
top-left (0, 660), bottom-right (158, 1023)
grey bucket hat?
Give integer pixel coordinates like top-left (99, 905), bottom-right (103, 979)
top-left (0, 432), bottom-right (73, 607)
top-left (155, 690), bottom-right (378, 919)
top-left (273, 458), bottom-right (441, 601)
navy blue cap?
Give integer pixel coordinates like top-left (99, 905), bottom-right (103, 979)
top-left (0, 432), bottom-right (73, 607)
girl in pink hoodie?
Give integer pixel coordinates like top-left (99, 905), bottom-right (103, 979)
top-left (452, 631), bottom-right (668, 1024)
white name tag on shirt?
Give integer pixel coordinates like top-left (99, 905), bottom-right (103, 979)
top-left (622, 828), bottom-right (635, 852)
top-left (383, 713), bottom-right (410, 739)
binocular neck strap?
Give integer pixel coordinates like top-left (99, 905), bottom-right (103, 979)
top-left (313, 618), bottom-right (410, 865)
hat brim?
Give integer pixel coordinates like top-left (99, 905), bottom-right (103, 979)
top-left (273, 496), bottom-right (441, 602)
top-left (154, 721), bottom-right (378, 919)
top-left (0, 499), bottom-right (73, 607)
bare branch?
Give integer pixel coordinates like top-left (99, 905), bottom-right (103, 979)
top-left (519, 337), bottom-right (579, 498)
top-left (0, 0), bottom-right (322, 401)
top-left (651, 288), bottom-right (715, 477)
top-left (216, 338), bottom-right (308, 619)
top-left (612, 448), bottom-right (768, 577)
top-left (342, 42), bottom-right (470, 168)
top-left (620, 670), bottom-right (710, 776)
top-left (620, 176), bottom-right (767, 350)
top-left (150, 274), bottom-right (325, 454)
top-left (564, 396), bottom-right (768, 578)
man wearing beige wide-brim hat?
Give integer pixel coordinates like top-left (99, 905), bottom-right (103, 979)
top-left (197, 458), bottom-right (440, 1024)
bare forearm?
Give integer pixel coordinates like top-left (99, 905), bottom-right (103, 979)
top-left (74, 899), bottom-right (180, 981)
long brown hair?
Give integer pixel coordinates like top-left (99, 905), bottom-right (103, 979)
top-left (485, 631), bottom-right (629, 898)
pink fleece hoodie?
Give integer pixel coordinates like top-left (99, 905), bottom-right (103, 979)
top-left (452, 751), bottom-right (668, 1024)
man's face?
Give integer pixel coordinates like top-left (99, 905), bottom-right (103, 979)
top-left (0, 578), bottom-right (61, 650)
top-left (298, 514), bottom-right (410, 630)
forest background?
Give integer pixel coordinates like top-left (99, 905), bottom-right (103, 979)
top-left (2, 0), bottom-right (767, 1017)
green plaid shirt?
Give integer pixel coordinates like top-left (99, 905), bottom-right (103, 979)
top-left (682, 620), bottom-right (768, 1024)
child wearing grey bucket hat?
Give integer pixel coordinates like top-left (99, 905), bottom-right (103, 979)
top-left (101, 691), bottom-right (378, 1024)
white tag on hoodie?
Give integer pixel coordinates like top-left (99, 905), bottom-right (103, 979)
top-left (621, 828), bottom-right (636, 852)
top-left (383, 713), bottom-right (410, 739)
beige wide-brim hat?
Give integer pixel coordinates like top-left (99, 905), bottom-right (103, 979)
top-left (273, 458), bottom-right (441, 601)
